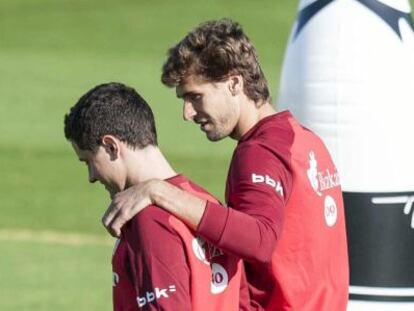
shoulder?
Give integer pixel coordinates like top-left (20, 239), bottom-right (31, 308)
top-left (232, 141), bottom-right (290, 175)
top-left (230, 142), bottom-right (293, 201)
top-left (182, 180), bottom-right (220, 204)
top-left (121, 205), bottom-right (190, 268)
top-left (123, 205), bottom-right (181, 244)
top-left (133, 205), bottom-right (170, 227)
top-left (169, 174), bottom-right (220, 204)
top-left (235, 118), bottom-right (295, 168)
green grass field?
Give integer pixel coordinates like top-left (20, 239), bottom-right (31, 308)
top-left (1, 1), bottom-right (413, 310)
top-left (0, 1), bottom-right (296, 310)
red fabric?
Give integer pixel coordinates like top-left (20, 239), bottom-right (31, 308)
top-left (197, 111), bottom-right (349, 310)
top-left (112, 175), bottom-right (250, 311)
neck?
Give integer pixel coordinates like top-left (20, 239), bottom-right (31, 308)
top-left (231, 100), bottom-right (276, 140)
top-left (124, 146), bottom-right (177, 187)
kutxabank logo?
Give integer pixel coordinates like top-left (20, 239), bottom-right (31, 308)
top-left (294, 0), bottom-right (414, 40)
top-left (307, 151), bottom-right (321, 196)
top-left (192, 237), bottom-right (224, 265)
top-left (372, 194), bottom-right (414, 229)
top-left (306, 151), bottom-right (341, 196)
top-left (192, 237), bottom-right (229, 294)
top-left (306, 151), bottom-right (340, 227)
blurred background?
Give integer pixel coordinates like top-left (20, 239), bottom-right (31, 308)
top-left (0, 1), bottom-right (297, 310)
top-left (2, 1), bottom-right (413, 310)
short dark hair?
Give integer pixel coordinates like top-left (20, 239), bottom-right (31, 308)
top-left (64, 82), bottom-right (157, 151)
top-left (161, 18), bottom-right (270, 104)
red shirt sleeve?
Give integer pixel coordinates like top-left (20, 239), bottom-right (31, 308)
top-left (123, 206), bottom-right (192, 311)
top-left (196, 143), bottom-right (292, 264)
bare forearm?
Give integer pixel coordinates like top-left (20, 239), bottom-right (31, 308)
top-left (150, 180), bottom-right (207, 230)
top-left (150, 181), bottom-right (278, 263)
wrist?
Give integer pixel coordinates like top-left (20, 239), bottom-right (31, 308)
top-left (146, 179), bottom-right (164, 206)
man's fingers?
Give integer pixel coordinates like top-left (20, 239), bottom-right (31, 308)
top-left (102, 183), bottom-right (152, 237)
top-left (102, 202), bottom-right (119, 228)
top-left (102, 208), bottom-right (123, 238)
top-left (103, 200), bottom-right (131, 238)
top-left (108, 222), bottom-right (121, 238)
top-left (107, 225), bottom-right (120, 238)
top-left (109, 211), bottom-right (128, 239)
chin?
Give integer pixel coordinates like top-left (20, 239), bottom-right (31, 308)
top-left (206, 132), bottom-right (226, 142)
top-left (206, 126), bottom-right (234, 141)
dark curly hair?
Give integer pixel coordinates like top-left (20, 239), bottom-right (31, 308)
top-left (161, 18), bottom-right (270, 104)
top-left (64, 82), bottom-right (157, 151)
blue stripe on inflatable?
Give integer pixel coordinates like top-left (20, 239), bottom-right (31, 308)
top-left (294, 0), bottom-right (335, 39)
top-left (356, 0), bottom-right (414, 38)
top-left (295, 0), bottom-right (414, 40)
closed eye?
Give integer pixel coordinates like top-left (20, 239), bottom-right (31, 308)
top-left (185, 93), bottom-right (202, 105)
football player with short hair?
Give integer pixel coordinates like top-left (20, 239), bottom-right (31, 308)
top-left (64, 82), bottom-right (249, 311)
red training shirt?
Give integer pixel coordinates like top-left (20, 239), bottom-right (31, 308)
top-left (197, 111), bottom-right (349, 310)
top-left (112, 175), bottom-right (250, 311)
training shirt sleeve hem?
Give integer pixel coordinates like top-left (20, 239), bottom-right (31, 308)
top-left (196, 200), bottom-right (229, 244)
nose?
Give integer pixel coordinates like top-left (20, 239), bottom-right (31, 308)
top-left (183, 101), bottom-right (197, 121)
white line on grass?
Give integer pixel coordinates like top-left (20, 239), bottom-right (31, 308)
top-left (0, 229), bottom-right (114, 246)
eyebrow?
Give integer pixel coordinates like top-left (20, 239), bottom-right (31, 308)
top-left (176, 91), bottom-right (198, 99)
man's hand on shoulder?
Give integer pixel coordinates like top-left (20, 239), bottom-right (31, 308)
top-left (103, 178), bottom-right (207, 238)
top-left (102, 179), bottom-right (159, 237)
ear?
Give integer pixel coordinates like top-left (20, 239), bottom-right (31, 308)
top-left (228, 75), bottom-right (243, 96)
top-left (101, 135), bottom-right (120, 161)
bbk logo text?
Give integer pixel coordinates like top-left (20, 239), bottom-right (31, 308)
top-left (252, 173), bottom-right (284, 197)
top-left (137, 285), bottom-right (176, 307)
